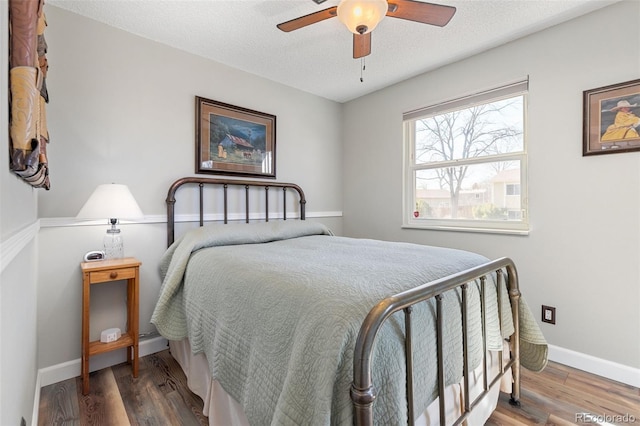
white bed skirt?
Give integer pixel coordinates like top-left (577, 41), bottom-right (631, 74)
top-left (169, 339), bottom-right (511, 425)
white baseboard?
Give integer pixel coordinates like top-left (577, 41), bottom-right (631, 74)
top-left (34, 340), bottom-right (640, 389)
top-left (31, 369), bottom-right (42, 426)
top-left (548, 344), bottom-right (640, 388)
top-left (37, 336), bottom-right (168, 388)
top-left (31, 339), bottom-right (639, 426)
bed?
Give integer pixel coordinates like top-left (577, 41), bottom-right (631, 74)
top-left (151, 177), bottom-right (548, 425)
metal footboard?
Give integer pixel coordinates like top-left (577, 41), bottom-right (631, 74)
top-left (350, 257), bottom-right (521, 426)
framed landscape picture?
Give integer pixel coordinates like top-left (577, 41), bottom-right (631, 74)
top-left (583, 79), bottom-right (640, 156)
top-left (196, 96), bottom-right (276, 178)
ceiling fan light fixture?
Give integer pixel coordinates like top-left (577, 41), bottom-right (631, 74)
top-left (337, 0), bottom-right (388, 35)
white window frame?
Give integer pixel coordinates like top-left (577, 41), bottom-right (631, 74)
top-left (402, 80), bottom-right (529, 235)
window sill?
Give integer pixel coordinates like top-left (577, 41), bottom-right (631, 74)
top-left (401, 223), bottom-right (530, 236)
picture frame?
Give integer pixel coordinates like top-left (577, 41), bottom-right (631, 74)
top-left (196, 96), bottom-right (276, 178)
top-left (583, 78), bottom-right (640, 156)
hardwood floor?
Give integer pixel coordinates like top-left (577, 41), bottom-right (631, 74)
top-left (38, 350), bottom-right (208, 426)
top-left (39, 350), bottom-right (640, 425)
top-left (486, 362), bottom-right (640, 425)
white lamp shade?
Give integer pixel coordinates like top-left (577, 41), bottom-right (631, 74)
top-left (77, 184), bottom-right (144, 220)
top-left (337, 0), bottom-right (388, 34)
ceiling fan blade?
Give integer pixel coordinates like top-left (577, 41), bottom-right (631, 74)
top-left (387, 0), bottom-right (456, 27)
top-left (277, 6), bottom-right (337, 32)
top-left (353, 32), bottom-right (371, 59)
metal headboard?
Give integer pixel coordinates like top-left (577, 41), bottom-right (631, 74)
top-left (166, 177), bottom-right (306, 247)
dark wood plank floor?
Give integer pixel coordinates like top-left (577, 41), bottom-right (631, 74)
top-left (38, 350), bottom-right (208, 426)
top-left (39, 350), bottom-right (640, 425)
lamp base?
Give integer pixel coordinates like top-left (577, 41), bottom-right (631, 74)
top-left (103, 230), bottom-right (124, 259)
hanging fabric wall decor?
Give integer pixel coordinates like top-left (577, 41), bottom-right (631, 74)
top-left (8, 0), bottom-right (51, 189)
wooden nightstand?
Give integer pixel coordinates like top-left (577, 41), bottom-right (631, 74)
top-left (80, 257), bottom-right (141, 395)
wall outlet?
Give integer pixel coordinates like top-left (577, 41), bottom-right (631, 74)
top-left (541, 305), bottom-right (556, 324)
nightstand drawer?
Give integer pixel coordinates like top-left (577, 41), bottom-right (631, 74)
top-left (90, 267), bottom-right (136, 283)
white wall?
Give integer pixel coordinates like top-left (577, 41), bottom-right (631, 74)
top-left (36, 5), bottom-right (344, 371)
top-left (342, 0), bottom-right (640, 373)
top-left (10, 3), bottom-right (638, 418)
top-left (1, 241), bottom-right (39, 426)
top-left (0, 1), bottom-right (41, 424)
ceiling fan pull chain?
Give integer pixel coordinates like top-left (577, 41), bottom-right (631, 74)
top-left (360, 57), bottom-right (366, 83)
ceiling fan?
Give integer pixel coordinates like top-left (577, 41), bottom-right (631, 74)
top-left (277, 0), bottom-right (456, 59)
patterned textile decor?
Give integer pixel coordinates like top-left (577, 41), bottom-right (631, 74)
top-left (9, 0), bottom-right (50, 189)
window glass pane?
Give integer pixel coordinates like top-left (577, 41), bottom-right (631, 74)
top-left (414, 96), bottom-right (524, 165)
top-left (506, 183), bottom-right (521, 196)
top-left (413, 161), bottom-right (522, 221)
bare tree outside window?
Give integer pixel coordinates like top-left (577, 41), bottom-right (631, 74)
top-left (404, 84), bottom-right (528, 233)
top-left (415, 97), bottom-right (523, 218)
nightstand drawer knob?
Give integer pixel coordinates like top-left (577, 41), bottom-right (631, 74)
top-left (110, 272), bottom-right (118, 279)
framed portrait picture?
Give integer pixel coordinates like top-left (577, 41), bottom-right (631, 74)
top-left (196, 96), bottom-right (276, 178)
top-left (583, 79), bottom-right (640, 156)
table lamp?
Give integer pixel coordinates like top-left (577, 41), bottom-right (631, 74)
top-left (77, 183), bottom-right (144, 259)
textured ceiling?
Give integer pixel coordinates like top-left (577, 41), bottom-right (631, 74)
top-left (48, 0), bottom-right (619, 103)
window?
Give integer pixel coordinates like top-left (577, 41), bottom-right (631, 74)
top-left (506, 184), bottom-right (520, 196)
top-left (403, 80), bottom-right (529, 234)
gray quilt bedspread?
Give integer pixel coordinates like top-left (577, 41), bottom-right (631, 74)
top-left (151, 221), bottom-right (547, 425)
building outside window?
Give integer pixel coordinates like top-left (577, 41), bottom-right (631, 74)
top-left (403, 80), bottom-right (529, 234)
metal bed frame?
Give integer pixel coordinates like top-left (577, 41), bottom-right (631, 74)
top-left (166, 176), bottom-right (305, 246)
top-left (165, 177), bottom-right (522, 425)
